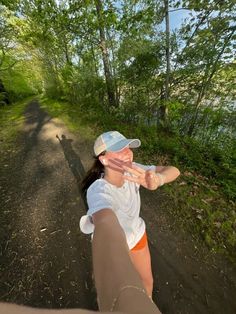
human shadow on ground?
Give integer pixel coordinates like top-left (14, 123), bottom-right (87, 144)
top-left (56, 134), bottom-right (86, 187)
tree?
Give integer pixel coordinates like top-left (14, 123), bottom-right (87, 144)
top-left (94, 0), bottom-right (117, 108)
top-left (160, 0), bottom-right (170, 124)
top-left (172, 0), bottom-right (236, 137)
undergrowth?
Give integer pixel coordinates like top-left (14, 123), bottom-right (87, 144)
top-left (0, 97), bottom-right (33, 162)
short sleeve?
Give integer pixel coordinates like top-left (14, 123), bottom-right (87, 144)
top-left (87, 180), bottom-right (113, 216)
top-left (133, 162), bottom-right (156, 172)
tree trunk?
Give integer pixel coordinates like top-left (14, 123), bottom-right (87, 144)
top-left (187, 27), bottom-right (235, 137)
top-left (94, 0), bottom-right (117, 108)
top-left (0, 78), bottom-right (10, 105)
top-left (106, 28), bottom-right (119, 107)
top-left (160, 0), bottom-right (170, 123)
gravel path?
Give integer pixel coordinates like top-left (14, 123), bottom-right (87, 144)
top-left (0, 99), bottom-right (236, 313)
top-left (0, 100), bottom-right (96, 310)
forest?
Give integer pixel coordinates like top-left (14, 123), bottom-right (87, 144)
top-left (0, 0), bottom-right (235, 260)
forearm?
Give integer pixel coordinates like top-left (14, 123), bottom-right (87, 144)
top-left (92, 209), bottom-right (145, 309)
top-left (156, 166), bottom-right (180, 184)
top-left (0, 303), bottom-right (100, 314)
top-left (92, 209), bottom-right (161, 313)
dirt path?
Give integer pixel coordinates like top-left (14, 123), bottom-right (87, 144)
top-left (0, 100), bottom-right (236, 313)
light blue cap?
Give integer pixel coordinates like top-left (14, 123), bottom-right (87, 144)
top-left (94, 131), bottom-right (141, 156)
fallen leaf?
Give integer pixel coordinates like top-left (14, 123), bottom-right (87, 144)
top-left (213, 222), bottom-right (221, 228)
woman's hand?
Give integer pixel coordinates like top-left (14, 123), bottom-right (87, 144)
top-left (122, 164), bottom-right (163, 190)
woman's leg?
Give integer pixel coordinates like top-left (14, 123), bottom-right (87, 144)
top-left (129, 242), bottom-right (153, 297)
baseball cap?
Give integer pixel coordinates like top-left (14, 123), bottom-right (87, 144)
top-left (94, 131), bottom-right (141, 156)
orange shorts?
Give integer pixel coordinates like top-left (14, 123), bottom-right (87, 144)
top-left (130, 232), bottom-right (148, 251)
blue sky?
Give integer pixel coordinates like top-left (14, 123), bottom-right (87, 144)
top-left (169, 9), bottom-right (191, 30)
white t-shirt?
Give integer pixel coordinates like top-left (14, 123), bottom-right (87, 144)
top-left (79, 162), bottom-right (156, 249)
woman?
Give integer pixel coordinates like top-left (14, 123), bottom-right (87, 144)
top-left (80, 131), bottom-right (180, 298)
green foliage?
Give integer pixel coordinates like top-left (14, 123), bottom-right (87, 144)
top-left (1, 60), bottom-right (42, 101)
top-left (0, 4), bottom-right (43, 102)
top-left (60, 63), bottom-right (106, 110)
top-left (0, 97), bottom-right (31, 157)
top-left (154, 133), bottom-right (236, 200)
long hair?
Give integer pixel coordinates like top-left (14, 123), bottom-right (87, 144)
top-left (81, 154), bottom-right (105, 198)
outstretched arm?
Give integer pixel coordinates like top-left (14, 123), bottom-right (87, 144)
top-left (92, 209), bottom-right (161, 313)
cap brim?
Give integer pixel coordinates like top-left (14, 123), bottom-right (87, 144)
top-left (80, 215), bottom-right (94, 234)
top-left (108, 139), bottom-right (141, 152)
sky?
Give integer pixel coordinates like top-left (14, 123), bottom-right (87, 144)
top-left (54, 1), bottom-right (192, 31)
top-left (169, 9), bottom-right (192, 30)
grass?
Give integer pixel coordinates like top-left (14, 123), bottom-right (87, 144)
top-left (39, 96), bottom-right (95, 141)
top-left (164, 172), bottom-right (236, 262)
top-left (0, 97), bottom-right (34, 162)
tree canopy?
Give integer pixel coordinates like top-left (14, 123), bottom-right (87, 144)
top-left (0, 0), bottom-right (235, 158)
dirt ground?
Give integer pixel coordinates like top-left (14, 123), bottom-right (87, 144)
top-left (0, 100), bottom-right (236, 314)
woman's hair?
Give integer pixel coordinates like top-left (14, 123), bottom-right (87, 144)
top-left (81, 153), bottom-right (105, 197)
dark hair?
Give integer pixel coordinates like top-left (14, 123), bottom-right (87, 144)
top-left (81, 154), bottom-right (105, 198)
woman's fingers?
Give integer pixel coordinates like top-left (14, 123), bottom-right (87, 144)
top-left (123, 175), bottom-right (141, 184)
top-left (123, 164), bottom-right (145, 176)
top-left (131, 164), bottom-right (146, 173)
top-left (146, 170), bottom-right (156, 179)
